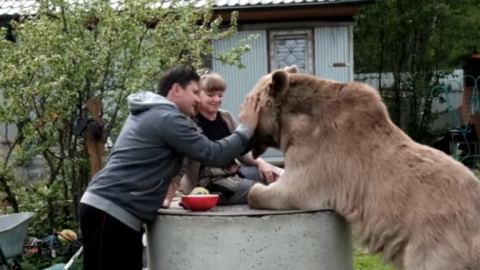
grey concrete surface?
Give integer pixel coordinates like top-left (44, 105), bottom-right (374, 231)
top-left (146, 203), bottom-right (353, 270)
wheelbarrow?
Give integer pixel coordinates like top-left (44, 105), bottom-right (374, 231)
top-left (0, 212), bottom-right (35, 270)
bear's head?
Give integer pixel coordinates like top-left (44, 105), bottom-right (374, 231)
top-left (247, 64), bottom-right (389, 159)
top-left (247, 65), bottom-right (299, 159)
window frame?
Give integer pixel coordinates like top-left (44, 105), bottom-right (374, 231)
top-left (268, 29), bottom-right (315, 75)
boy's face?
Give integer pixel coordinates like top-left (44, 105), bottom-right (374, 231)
top-left (175, 80), bottom-right (200, 117)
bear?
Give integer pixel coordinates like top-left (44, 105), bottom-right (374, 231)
top-left (246, 65), bottom-right (480, 270)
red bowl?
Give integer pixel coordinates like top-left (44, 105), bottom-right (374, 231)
top-left (180, 194), bottom-right (219, 211)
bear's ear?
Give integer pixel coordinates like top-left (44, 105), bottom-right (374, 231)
top-left (268, 69), bottom-right (289, 97)
top-left (284, 65), bottom-right (298, 74)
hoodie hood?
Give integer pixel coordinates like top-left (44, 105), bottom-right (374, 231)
top-left (127, 91), bottom-right (176, 113)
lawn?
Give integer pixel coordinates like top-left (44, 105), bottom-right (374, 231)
top-left (353, 242), bottom-right (396, 270)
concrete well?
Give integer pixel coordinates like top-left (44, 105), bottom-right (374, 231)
top-left (145, 202), bottom-right (353, 270)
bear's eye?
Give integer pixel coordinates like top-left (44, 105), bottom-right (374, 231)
top-left (265, 100), bottom-right (273, 108)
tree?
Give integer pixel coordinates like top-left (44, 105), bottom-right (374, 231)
top-left (354, 0), bottom-right (480, 144)
top-left (0, 0), bottom-right (253, 233)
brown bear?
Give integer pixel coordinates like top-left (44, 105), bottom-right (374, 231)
top-left (246, 65), bottom-right (480, 270)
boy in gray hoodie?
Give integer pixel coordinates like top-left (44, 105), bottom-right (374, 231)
top-left (79, 64), bottom-right (260, 270)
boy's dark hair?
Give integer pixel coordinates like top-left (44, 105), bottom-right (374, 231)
top-left (157, 65), bottom-right (200, 97)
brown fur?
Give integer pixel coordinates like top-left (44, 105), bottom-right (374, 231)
top-left (246, 65), bottom-right (480, 270)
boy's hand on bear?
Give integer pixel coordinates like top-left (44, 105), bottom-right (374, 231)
top-left (239, 96), bottom-right (261, 129)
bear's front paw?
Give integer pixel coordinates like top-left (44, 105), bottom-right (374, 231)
top-left (248, 183), bottom-right (266, 209)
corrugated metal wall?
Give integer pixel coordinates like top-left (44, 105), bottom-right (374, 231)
top-left (212, 30), bottom-right (283, 158)
top-left (314, 26), bottom-right (351, 82)
top-left (212, 30), bottom-right (268, 118)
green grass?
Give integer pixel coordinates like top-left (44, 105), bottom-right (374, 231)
top-left (353, 242), bottom-right (396, 270)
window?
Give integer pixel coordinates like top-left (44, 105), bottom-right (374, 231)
top-left (268, 29), bottom-right (314, 75)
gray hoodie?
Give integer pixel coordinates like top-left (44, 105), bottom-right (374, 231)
top-left (80, 91), bottom-right (254, 231)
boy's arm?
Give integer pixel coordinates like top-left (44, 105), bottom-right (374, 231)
top-left (224, 111), bottom-right (256, 164)
top-left (160, 112), bottom-right (254, 167)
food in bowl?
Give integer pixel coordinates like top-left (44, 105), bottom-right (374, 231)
top-left (180, 194), bottom-right (219, 211)
top-left (190, 187), bottom-right (210, 195)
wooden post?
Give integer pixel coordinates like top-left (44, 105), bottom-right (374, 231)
top-left (85, 98), bottom-right (106, 178)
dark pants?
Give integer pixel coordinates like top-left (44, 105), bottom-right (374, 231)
top-left (218, 165), bottom-right (267, 205)
top-left (79, 203), bottom-right (144, 270)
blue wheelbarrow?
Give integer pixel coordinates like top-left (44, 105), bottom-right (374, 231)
top-left (0, 212), bottom-right (35, 270)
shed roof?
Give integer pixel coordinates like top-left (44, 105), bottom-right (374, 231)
top-left (0, 0), bottom-right (373, 15)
